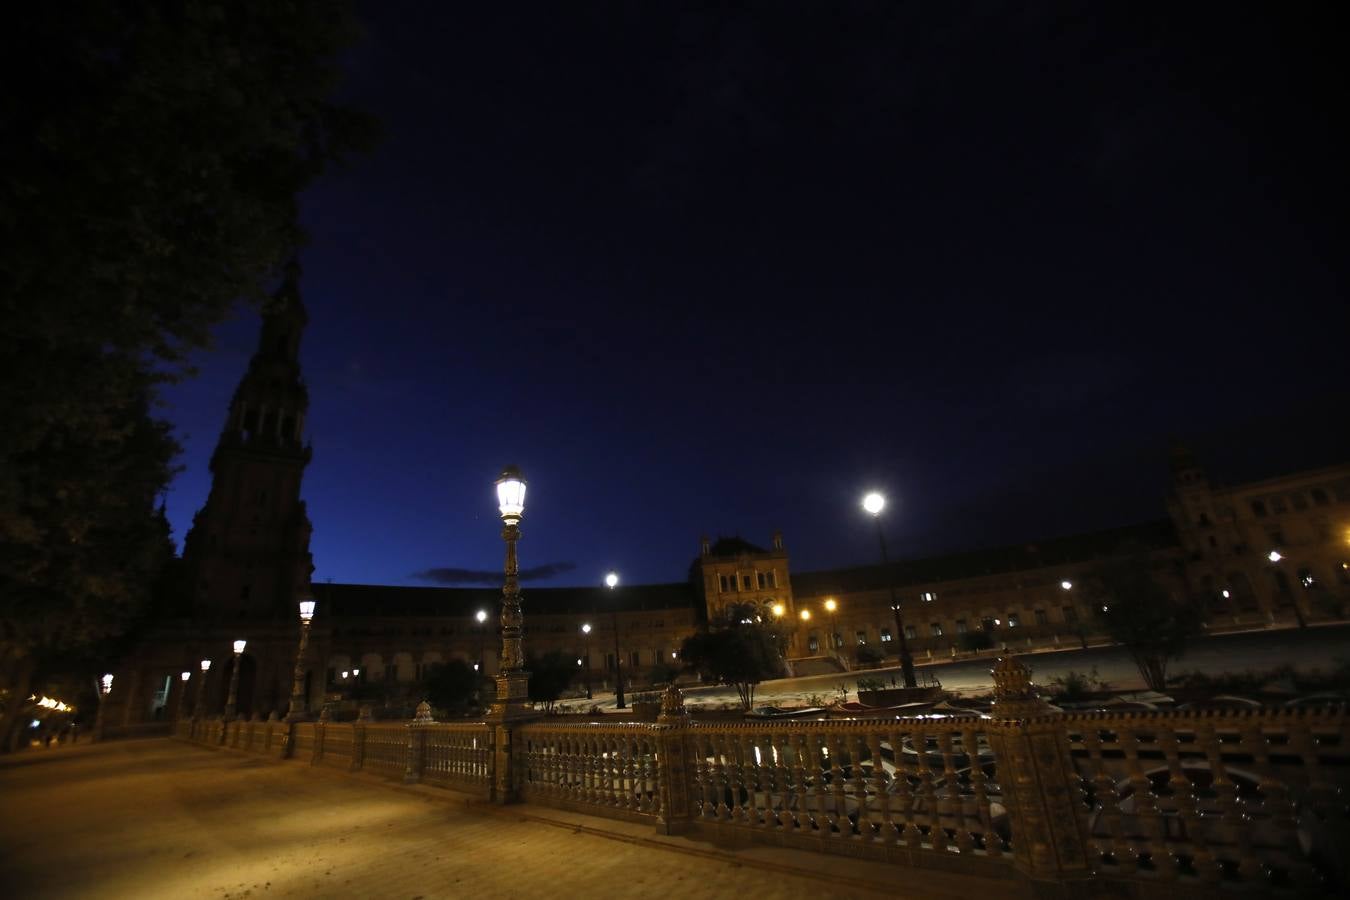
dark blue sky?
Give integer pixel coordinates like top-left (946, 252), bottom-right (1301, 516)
top-left (161, 3), bottom-right (1347, 589)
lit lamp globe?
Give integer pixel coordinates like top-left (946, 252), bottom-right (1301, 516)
top-left (180, 671), bottom-right (191, 683)
top-left (605, 572), bottom-right (619, 589)
top-left (233, 639), bottom-right (247, 655)
top-left (1268, 550), bottom-right (1283, 563)
top-left (862, 492), bottom-right (886, 516)
top-left (824, 598), bottom-right (837, 613)
top-left (299, 599), bottom-right (316, 621)
top-left (200, 659), bottom-right (211, 673)
top-left (771, 603), bottom-right (785, 618)
top-left (1061, 580), bottom-right (1073, 591)
top-left (799, 609), bottom-right (812, 622)
top-left (496, 466), bottom-right (526, 521)
top-left (100, 673), bottom-right (114, 695)
top-left (582, 623), bottom-right (591, 634)
top-left (476, 609), bottom-right (488, 624)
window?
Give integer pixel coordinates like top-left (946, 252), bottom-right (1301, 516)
top-left (742, 575), bottom-right (752, 591)
top-left (1034, 609), bottom-right (1049, 625)
top-left (1311, 487), bottom-right (1329, 506)
top-left (955, 619), bottom-right (968, 634)
top-left (757, 572), bottom-right (767, 589)
top-left (903, 625), bottom-right (917, 640)
top-left (879, 628), bottom-right (892, 643)
top-left (980, 617), bottom-right (996, 632)
top-left (855, 630), bottom-right (868, 645)
top-left (718, 575), bottom-right (729, 593)
top-left (920, 591), bottom-right (936, 603)
top-left (1007, 613), bottom-right (1021, 628)
top-left (1062, 606), bottom-right (1078, 623)
top-left (327, 667), bottom-right (336, 685)
top-left (768, 571), bottom-right (778, 588)
top-left (1291, 493), bottom-right (1308, 511)
top-left (1271, 496), bottom-right (1288, 514)
top-left (1251, 500), bottom-right (1268, 517)
top-left (807, 636), bottom-right (819, 653)
top-left (630, 650), bottom-right (641, 668)
top-left (929, 623), bottom-right (943, 637)
top-left (606, 653), bottom-right (616, 671)
top-left (1266, 527), bottom-right (1286, 546)
top-left (386, 665), bottom-right (398, 682)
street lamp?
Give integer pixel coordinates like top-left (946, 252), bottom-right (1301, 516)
top-left (94, 673), bottom-right (113, 741)
top-left (581, 623), bottom-right (593, 699)
top-left (1061, 580), bottom-right (1088, 649)
top-left (862, 490), bottom-right (916, 688)
top-left (194, 659), bottom-right (211, 719)
top-left (285, 598), bottom-right (316, 722)
top-left (772, 602), bottom-right (785, 618)
top-left (475, 609), bottom-right (488, 673)
top-left (606, 571), bottom-right (626, 709)
top-left (224, 639), bottom-right (246, 720)
top-left (1267, 549), bottom-right (1305, 627)
top-left (176, 671), bottom-right (192, 722)
top-left (824, 597), bottom-right (839, 651)
top-left (489, 465), bottom-right (531, 720)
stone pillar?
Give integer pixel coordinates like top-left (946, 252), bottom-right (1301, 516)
top-left (655, 685), bottom-right (693, 834)
top-left (985, 657), bottom-right (1090, 893)
top-left (121, 668), bottom-right (142, 727)
top-left (404, 700), bottom-right (433, 783)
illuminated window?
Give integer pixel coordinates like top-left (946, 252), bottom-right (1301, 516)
top-left (855, 630), bottom-right (867, 645)
top-left (929, 623), bottom-right (943, 637)
top-left (879, 628), bottom-right (892, 643)
top-left (1007, 613), bottom-right (1020, 628)
top-left (808, 636), bottom-right (819, 653)
top-left (920, 591), bottom-right (936, 603)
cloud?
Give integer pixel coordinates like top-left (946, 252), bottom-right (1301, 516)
top-left (413, 561), bottom-right (577, 586)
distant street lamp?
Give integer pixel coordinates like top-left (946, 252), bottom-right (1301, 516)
top-left (606, 572), bottom-right (626, 709)
top-left (94, 673), bottom-right (113, 741)
top-left (1061, 580), bottom-right (1088, 649)
top-left (488, 466), bottom-right (531, 720)
top-left (176, 671), bottom-right (192, 722)
top-left (581, 623), bottom-right (593, 699)
top-left (771, 603), bottom-right (785, 618)
top-left (224, 639), bottom-right (246, 720)
top-left (862, 491), bottom-right (916, 688)
top-left (1267, 549), bottom-right (1306, 628)
top-left (824, 597), bottom-right (839, 651)
top-left (286, 599), bottom-right (316, 722)
top-left (194, 659), bottom-right (211, 719)
top-left (476, 609), bottom-right (488, 673)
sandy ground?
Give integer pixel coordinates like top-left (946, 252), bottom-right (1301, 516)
top-left (0, 738), bottom-right (996, 900)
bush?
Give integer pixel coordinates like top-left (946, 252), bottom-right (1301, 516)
top-left (958, 631), bottom-right (994, 652)
top-left (854, 644), bottom-right (885, 666)
top-left (856, 676), bottom-right (886, 692)
top-left (1049, 667), bottom-right (1110, 703)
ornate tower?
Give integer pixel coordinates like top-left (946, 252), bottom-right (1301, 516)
top-left (181, 269), bottom-right (315, 621)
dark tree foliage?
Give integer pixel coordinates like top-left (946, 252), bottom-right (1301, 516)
top-left (527, 651), bottom-right (577, 712)
top-left (423, 660), bottom-right (480, 716)
top-left (0, 1), bottom-right (375, 750)
top-left (1092, 555), bottom-right (1204, 692)
top-left (679, 602), bottom-right (785, 710)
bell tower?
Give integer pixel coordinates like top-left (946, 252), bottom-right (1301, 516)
top-left (181, 265), bottom-right (315, 621)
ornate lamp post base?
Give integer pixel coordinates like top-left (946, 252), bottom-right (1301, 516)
top-left (487, 671), bottom-right (537, 722)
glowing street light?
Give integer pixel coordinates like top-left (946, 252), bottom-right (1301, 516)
top-left (489, 466), bottom-right (531, 720)
top-left (1060, 580), bottom-right (1073, 591)
top-left (1268, 550), bottom-right (1282, 563)
top-left (286, 597), bottom-right (316, 722)
top-left (224, 639), bottom-right (247, 721)
top-left (176, 671), bottom-right (192, 722)
top-left (771, 603), bottom-right (785, 618)
top-left (824, 598), bottom-right (839, 651)
top-left (194, 659), bottom-right (211, 720)
top-left (580, 623), bottom-right (593, 699)
top-left (475, 608), bottom-right (489, 673)
top-left (94, 673), bottom-right (114, 742)
top-left (606, 571), bottom-right (625, 709)
top-left (861, 490), bottom-right (916, 688)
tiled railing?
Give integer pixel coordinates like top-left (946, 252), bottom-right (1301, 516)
top-left (421, 724), bottom-right (493, 792)
top-left (517, 722), bottom-right (665, 821)
top-left (361, 724), bottom-right (408, 778)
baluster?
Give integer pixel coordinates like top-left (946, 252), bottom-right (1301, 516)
top-left (726, 731), bottom-right (745, 823)
top-left (740, 731), bottom-right (760, 827)
top-left (914, 729), bottom-right (943, 850)
top-left (1246, 720), bottom-right (1313, 888)
top-left (962, 727), bottom-right (998, 856)
top-left (1159, 725), bottom-right (1219, 882)
top-left (810, 731), bottom-right (829, 838)
top-left (1122, 725), bottom-right (1175, 878)
top-left (850, 731), bottom-right (871, 840)
top-left (789, 731), bottom-right (810, 832)
top-left (766, 732), bottom-right (786, 831)
top-left (940, 730), bottom-right (972, 853)
top-left (638, 733), bottom-right (653, 814)
top-left (866, 732), bottom-right (888, 844)
top-left (897, 729), bottom-right (923, 848)
top-left (718, 731), bottom-right (735, 822)
top-left (623, 733), bottom-right (638, 811)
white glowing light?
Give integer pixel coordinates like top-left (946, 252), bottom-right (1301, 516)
top-left (862, 492), bottom-right (885, 515)
top-left (476, 609), bottom-right (488, 624)
top-left (180, 671), bottom-right (192, 682)
top-left (232, 639), bottom-right (247, 654)
top-left (605, 572), bottom-right (619, 589)
top-left (1060, 580), bottom-right (1073, 591)
top-left (1268, 550), bottom-right (1282, 563)
top-left (495, 466), bottom-right (526, 520)
top-left (201, 659), bottom-right (212, 672)
top-left (299, 599), bottom-right (316, 621)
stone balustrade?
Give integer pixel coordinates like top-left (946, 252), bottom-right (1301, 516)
top-left (174, 659), bottom-right (1349, 895)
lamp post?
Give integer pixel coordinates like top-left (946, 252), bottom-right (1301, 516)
top-left (488, 465), bottom-right (532, 720)
top-left (824, 597), bottom-right (839, 652)
top-left (286, 599), bottom-right (316, 721)
top-left (476, 609), bottom-right (488, 672)
top-left (1268, 549), bottom-right (1306, 628)
top-left (94, 673), bottom-right (113, 741)
top-left (581, 623), bottom-right (593, 699)
top-left (194, 659), bottom-right (211, 718)
top-left (224, 639), bottom-right (246, 720)
top-left (606, 572), bottom-right (626, 709)
top-left (1061, 580), bottom-right (1088, 649)
top-left (863, 491), bottom-right (916, 688)
top-left (176, 671), bottom-right (192, 722)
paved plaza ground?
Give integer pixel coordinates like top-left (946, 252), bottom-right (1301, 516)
top-left (0, 739), bottom-right (1003, 899)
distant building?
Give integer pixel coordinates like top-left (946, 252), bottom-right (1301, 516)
top-left (105, 302), bottom-right (1350, 725)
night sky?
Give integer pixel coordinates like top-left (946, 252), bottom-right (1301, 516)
top-left (161, 3), bottom-right (1348, 589)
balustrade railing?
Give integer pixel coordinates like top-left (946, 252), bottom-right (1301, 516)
top-left (167, 660), bottom-right (1349, 894)
top-left (518, 722), bottom-right (664, 821)
top-left (421, 724), bottom-right (493, 793)
top-left (1065, 706), bottom-right (1350, 890)
top-left (686, 719), bottom-right (1009, 867)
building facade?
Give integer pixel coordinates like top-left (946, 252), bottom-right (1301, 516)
top-left (104, 304), bottom-right (1350, 726)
